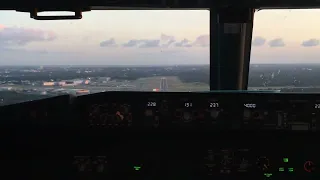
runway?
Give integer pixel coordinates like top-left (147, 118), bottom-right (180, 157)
top-left (160, 77), bottom-right (168, 91)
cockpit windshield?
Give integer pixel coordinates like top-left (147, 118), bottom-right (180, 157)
top-left (0, 10), bottom-right (210, 105)
top-left (249, 9), bottom-right (320, 92)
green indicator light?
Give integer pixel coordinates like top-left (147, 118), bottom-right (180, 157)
top-left (133, 166), bottom-right (141, 171)
top-left (283, 158), bottom-right (289, 163)
top-left (279, 167), bottom-right (285, 172)
top-left (288, 168), bottom-right (294, 172)
top-left (264, 173), bottom-right (273, 178)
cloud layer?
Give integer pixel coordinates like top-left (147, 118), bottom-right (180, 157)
top-left (99, 34), bottom-right (210, 48)
top-left (99, 38), bottom-right (117, 47)
top-left (302, 39), bottom-right (319, 47)
top-left (2, 24), bottom-right (320, 50)
top-left (252, 36), bottom-right (320, 48)
top-left (268, 38), bottom-right (285, 47)
top-left (0, 24), bottom-right (57, 47)
top-left (99, 35), bottom-right (320, 49)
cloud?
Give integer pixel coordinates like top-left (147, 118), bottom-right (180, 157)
top-left (122, 39), bottom-right (160, 48)
top-left (121, 34), bottom-right (174, 48)
top-left (119, 34), bottom-right (209, 48)
top-left (160, 34), bottom-right (176, 47)
top-left (160, 34), bottom-right (175, 42)
top-left (100, 38), bottom-right (117, 47)
top-left (301, 39), bottom-right (319, 47)
top-left (268, 38), bottom-right (285, 47)
top-left (252, 36), bottom-right (266, 46)
top-left (192, 35), bottom-right (209, 47)
top-left (0, 25), bottom-right (57, 47)
top-left (139, 40), bottom-right (160, 48)
top-left (122, 40), bottom-right (140, 47)
top-left (164, 39), bottom-right (175, 47)
top-left (175, 39), bottom-right (192, 47)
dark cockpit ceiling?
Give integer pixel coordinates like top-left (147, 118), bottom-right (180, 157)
top-left (1, 0), bottom-right (320, 11)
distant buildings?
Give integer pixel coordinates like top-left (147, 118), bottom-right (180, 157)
top-left (43, 79), bottom-right (90, 86)
top-left (97, 77), bottom-right (111, 83)
top-left (43, 82), bottom-right (55, 86)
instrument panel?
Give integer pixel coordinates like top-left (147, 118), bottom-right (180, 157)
top-left (74, 92), bottom-right (320, 131)
top-left (88, 103), bottom-right (132, 127)
top-left (23, 132), bottom-right (320, 180)
top-left (2, 92), bottom-right (320, 180)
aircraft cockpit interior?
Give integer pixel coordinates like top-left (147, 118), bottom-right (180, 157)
top-left (1, 0), bottom-right (320, 179)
